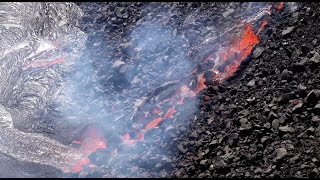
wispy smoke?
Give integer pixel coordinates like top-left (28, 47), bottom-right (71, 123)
top-left (52, 2), bottom-right (282, 177)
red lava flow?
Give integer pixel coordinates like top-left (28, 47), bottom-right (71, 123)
top-left (218, 23), bottom-right (260, 79)
top-left (118, 2), bottom-right (281, 147)
top-left (277, 2), bottom-right (284, 12)
top-left (25, 57), bottom-right (65, 69)
top-left (64, 2), bottom-right (286, 173)
top-left (70, 125), bottom-right (107, 172)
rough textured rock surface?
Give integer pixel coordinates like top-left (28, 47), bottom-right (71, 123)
top-left (172, 2), bottom-right (320, 178)
top-left (0, 2), bottom-right (86, 177)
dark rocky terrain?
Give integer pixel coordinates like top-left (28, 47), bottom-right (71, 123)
top-left (172, 2), bottom-right (320, 178)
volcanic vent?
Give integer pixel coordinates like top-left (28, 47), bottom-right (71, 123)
top-left (0, 1), bottom-right (314, 178)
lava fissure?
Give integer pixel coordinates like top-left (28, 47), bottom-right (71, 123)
top-left (112, 2), bottom-right (283, 153)
top-left (62, 2), bottom-right (286, 174)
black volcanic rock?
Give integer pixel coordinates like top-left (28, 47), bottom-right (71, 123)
top-left (171, 2), bottom-right (320, 179)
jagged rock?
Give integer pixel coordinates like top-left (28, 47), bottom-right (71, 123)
top-left (239, 118), bottom-right (252, 130)
top-left (307, 90), bottom-right (320, 105)
top-left (281, 69), bottom-right (290, 78)
top-left (290, 155), bottom-right (300, 163)
top-left (190, 130), bottom-right (198, 138)
top-left (306, 127), bottom-right (315, 135)
top-left (282, 26), bottom-right (294, 36)
top-left (279, 126), bottom-right (295, 133)
top-left (310, 52), bottom-right (320, 63)
top-left (263, 122), bottom-right (271, 129)
top-left (278, 94), bottom-right (290, 104)
top-left (261, 137), bottom-right (269, 144)
top-left (247, 79), bottom-right (256, 87)
top-left (312, 116), bottom-right (320, 122)
top-left (200, 159), bottom-right (208, 165)
top-left (292, 103), bottom-right (303, 113)
top-left (177, 143), bottom-right (188, 153)
top-left (314, 103), bottom-right (320, 111)
top-left (275, 147), bottom-right (288, 160)
top-left (268, 111), bottom-right (278, 121)
top-left (298, 84), bottom-right (307, 91)
top-left (253, 47), bottom-right (264, 58)
top-left (272, 119), bottom-right (280, 129)
top-left (175, 168), bottom-right (187, 177)
top-left (222, 8), bottom-right (235, 18)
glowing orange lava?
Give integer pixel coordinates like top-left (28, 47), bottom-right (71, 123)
top-left (257, 20), bottom-right (268, 34)
top-left (163, 107), bottom-right (177, 119)
top-left (120, 22), bottom-right (261, 145)
top-left (72, 158), bottom-right (91, 173)
top-left (121, 130), bottom-right (145, 146)
top-left (121, 106), bottom-right (177, 146)
top-left (25, 57), bottom-right (65, 69)
top-left (178, 85), bottom-right (197, 104)
top-left (71, 125), bottom-right (107, 172)
top-left (81, 137), bottom-right (107, 154)
top-left (153, 106), bottom-right (161, 115)
top-left (194, 74), bottom-right (207, 93)
top-left (212, 23), bottom-right (260, 82)
top-left (145, 117), bottom-right (164, 129)
top-left (277, 2), bottom-right (284, 12)
top-left (67, 3), bottom-right (285, 174)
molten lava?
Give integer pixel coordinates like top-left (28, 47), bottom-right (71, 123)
top-left (178, 86), bottom-right (196, 104)
top-left (163, 107), bottom-right (177, 119)
top-left (72, 158), bottom-right (91, 173)
top-left (209, 23), bottom-right (260, 84)
top-left (25, 57), bottom-right (65, 69)
top-left (277, 2), bottom-right (284, 12)
top-left (71, 125), bottom-right (107, 172)
top-left (153, 106), bottom-right (161, 115)
top-left (257, 20), bottom-right (268, 34)
top-left (195, 74), bottom-right (207, 93)
top-left (64, 2), bottom-right (286, 174)
top-left (145, 117), bottom-right (164, 129)
top-left (117, 22), bottom-right (262, 147)
top-left (120, 106), bottom-right (178, 146)
top-left (118, 3), bottom-right (282, 149)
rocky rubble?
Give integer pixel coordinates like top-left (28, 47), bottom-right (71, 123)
top-left (172, 2), bottom-right (320, 178)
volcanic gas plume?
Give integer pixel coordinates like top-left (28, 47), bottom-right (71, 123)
top-left (116, 3), bottom-right (279, 148)
top-left (0, 1), bottom-right (287, 178)
top-left (56, 2), bottom-right (285, 175)
top-left (47, 2), bottom-right (285, 174)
